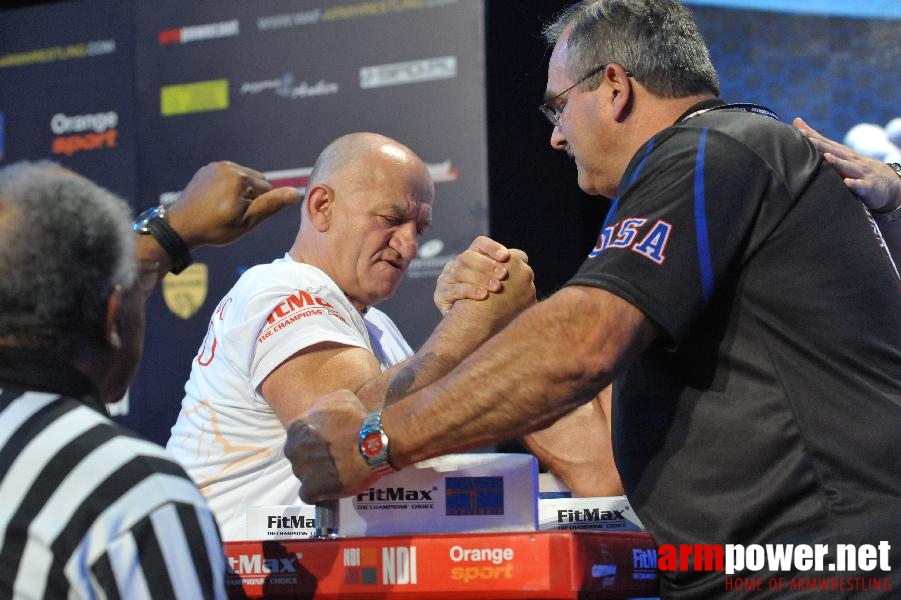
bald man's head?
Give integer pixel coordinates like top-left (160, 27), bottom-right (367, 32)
top-left (290, 133), bottom-right (435, 308)
top-left (305, 132), bottom-right (433, 208)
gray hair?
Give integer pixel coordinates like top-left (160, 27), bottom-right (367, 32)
top-left (0, 161), bottom-right (136, 352)
top-left (543, 0), bottom-right (720, 98)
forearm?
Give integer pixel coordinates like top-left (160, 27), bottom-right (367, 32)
top-left (382, 286), bottom-right (656, 468)
top-left (357, 298), bottom-right (511, 409)
top-left (523, 389), bottom-right (624, 497)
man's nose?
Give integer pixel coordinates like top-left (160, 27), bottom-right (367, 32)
top-left (550, 124), bottom-right (567, 151)
top-left (390, 223), bottom-right (418, 260)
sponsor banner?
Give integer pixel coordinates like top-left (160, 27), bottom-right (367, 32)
top-left (239, 74), bottom-right (339, 100)
top-left (245, 454), bottom-right (536, 541)
top-left (245, 454), bottom-right (534, 541)
top-left (224, 530), bottom-right (659, 599)
top-left (255, 0), bottom-right (461, 32)
top-left (360, 55), bottom-right (457, 89)
top-left (50, 110), bottom-right (119, 157)
top-left (158, 18), bottom-right (240, 45)
top-left (160, 79), bottom-right (229, 116)
top-left (0, 0), bottom-right (137, 218)
top-left (338, 453), bottom-right (537, 536)
top-left (659, 541), bottom-right (894, 593)
top-left (246, 505), bottom-right (317, 540)
top-left (539, 496), bottom-right (645, 533)
top-left (0, 39), bottom-right (116, 69)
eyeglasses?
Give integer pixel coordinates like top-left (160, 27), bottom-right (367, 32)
top-left (538, 63), bottom-right (632, 127)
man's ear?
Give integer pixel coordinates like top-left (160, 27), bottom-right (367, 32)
top-left (305, 184), bottom-right (334, 232)
top-left (104, 285), bottom-right (124, 349)
top-left (608, 64), bottom-right (633, 123)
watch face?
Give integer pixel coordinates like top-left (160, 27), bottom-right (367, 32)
top-left (361, 432), bottom-right (384, 458)
top-left (134, 205), bottom-right (165, 233)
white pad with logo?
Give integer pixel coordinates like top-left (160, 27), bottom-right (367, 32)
top-left (246, 453), bottom-right (538, 539)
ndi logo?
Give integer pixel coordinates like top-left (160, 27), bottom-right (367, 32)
top-left (445, 476), bottom-right (504, 516)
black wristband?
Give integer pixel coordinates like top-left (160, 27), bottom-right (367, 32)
top-left (145, 217), bottom-right (193, 274)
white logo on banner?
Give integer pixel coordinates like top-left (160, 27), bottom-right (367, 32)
top-left (240, 74), bottom-right (339, 99)
top-left (360, 56), bottom-right (457, 89)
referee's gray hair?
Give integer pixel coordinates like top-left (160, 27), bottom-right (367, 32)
top-left (0, 161), bottom-right (136, 351)
top-left (543, 0), bottom-right (720, 98)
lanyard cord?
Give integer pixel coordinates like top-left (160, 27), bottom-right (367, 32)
top-left (681, 102), bottom-right (781, 123)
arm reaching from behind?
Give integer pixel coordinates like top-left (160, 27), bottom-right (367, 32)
top-left (793, 118), bottom-right (901, 212)
top-left (137, 161), bottom-right (300, 272)
top-left (793, 118), bottom-right (901, 262)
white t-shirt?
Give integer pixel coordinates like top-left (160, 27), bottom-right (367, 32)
top-left (166, 255), bottom-right (412, 540)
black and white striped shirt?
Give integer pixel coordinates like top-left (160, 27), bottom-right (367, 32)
top-left (0, 348), bottom-right (226, 599)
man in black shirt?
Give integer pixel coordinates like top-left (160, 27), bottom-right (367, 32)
top-left (286, 2), bottom-right (901, 597)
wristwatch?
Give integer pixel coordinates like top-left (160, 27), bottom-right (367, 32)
top-left (358, 409), bottom-right (396, 475)
top-left (133, 205), bottom-right (193, 274)
top-left (871, 163), bottom-right (901, 223)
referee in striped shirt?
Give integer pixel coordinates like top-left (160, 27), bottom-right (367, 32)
top-left (0, 160), bottom-right (298, 598)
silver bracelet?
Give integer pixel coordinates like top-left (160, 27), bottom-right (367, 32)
top-left (871, 163), bottom-right (901, 223)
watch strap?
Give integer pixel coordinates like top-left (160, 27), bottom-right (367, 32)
top-left (145, 216), bottom-right (193, 274)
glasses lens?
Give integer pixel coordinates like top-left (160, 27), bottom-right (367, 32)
top-left (539, 104), bottom-right (559, 126)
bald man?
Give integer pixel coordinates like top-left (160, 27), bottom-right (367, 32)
top-left (166, 133), bottom-right (534, 539)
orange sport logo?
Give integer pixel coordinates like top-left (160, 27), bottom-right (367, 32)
top-left (50, 111), bottom-right (119, 157)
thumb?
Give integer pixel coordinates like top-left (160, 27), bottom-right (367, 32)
top-left (242, 187), bottom-right (301, 228)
